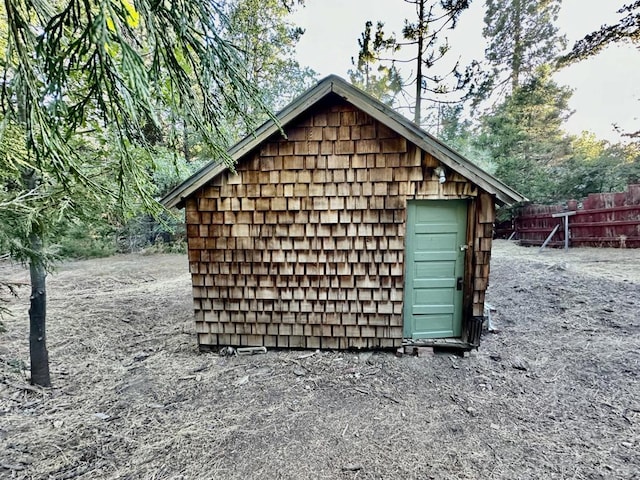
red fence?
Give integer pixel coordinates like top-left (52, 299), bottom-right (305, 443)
top-left (504, 184), bottom-right (640, 248)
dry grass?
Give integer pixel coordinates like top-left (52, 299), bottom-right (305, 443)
top-left (1, 242), bottom-right (639, 479)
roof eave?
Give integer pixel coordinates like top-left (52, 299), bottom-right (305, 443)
top-left (162, 80), bottom-right (334, 209)
top-left (328, 79), bottom-right (527, 206)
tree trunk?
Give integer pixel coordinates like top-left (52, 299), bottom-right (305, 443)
top-left (414, 0), bottom-right (425, 125)
top-left (21, 169), bottom-right (51, 387)
top-left (28, 241), bottom-right (50, 387)
top-left (511, 0), bottom-right (523, 92)
top-left (183, 119), bottom-right (190, 162)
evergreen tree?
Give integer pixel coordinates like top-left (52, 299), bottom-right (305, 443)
top-left (348, 20), bottom-right (402, 105)
top-left (475, 1), bottom-right (573, 201)
top-left (224, 0), bottom-right (317, 113)
top-left (403, 0), bottom-right (471, 124)
top-left (351, 0), bottom-right (473, 126)
top-left (552, 134), bottom-right (640, 199)
top-left (1, 0), bottom-right (273, 386)
top-left (476, 66), bottom-right (572, 201)
top-left (481, 0), bottom-right (565, 97)
top-left (438, 104), bottom-right (495, 172)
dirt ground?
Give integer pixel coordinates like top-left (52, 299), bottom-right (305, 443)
top-left (1, 240), bottom-right (639, 479)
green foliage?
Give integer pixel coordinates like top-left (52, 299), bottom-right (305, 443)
top-left (55, 149), bottom-right (202, 258)
top-left (437, 104), bottom-right (495, 172)
top-left (1, 0), bottom-right (275, 267)
top-left (476, 67), bottom-right (572, 201)
top-left (3, 0), bottom-right (272, 181)
top-left (0, 0), bottom-right (315, 384)
top-left (2, 0), bottom-right (317, 265)
top-left (140, 237), bottom-right (187, 255)
top-left (178, 0), bottom-right (316, 160)
top-left (473, 0), bottom-right (639, 204)
top-left (152, 152), bottom-right (207, 198)
top-left (348, 20), bottom-right (402, 105)
top-left (224, 0), bottom-right (317, 114)
top-left (56, 220), bottom-right (117, 259)
top-left (550, 136), bottom-right (640, 200)
top-left (479, 0), bottom-right (565, 100)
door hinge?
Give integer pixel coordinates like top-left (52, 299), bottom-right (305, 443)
top-left (457, 277), bottom-right (463, 291)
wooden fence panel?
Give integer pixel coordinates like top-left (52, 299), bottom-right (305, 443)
top-left (515, 204), bottom-right (565, 247)
top-left (509, 185), bottom-right (640, 248)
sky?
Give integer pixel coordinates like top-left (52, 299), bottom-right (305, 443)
top-left (290, 1), bottom-right (639, 143)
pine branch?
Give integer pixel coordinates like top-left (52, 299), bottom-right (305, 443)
top-left (558, 1), bottom-right (640, 66)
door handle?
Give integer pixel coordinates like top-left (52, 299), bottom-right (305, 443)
top-left (457, 277), bottom-right (463, 291)
top-left (460, 244), bottom-right (469, 251)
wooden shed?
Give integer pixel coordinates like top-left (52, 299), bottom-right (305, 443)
top-left (163, 75), bottom-right (525, 351)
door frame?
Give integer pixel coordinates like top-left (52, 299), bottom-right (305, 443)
top-left (402, 199), bottom-right (470, 339)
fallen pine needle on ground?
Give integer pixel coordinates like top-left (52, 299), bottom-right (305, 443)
top-left (1, 241), bottom-right (639, 479)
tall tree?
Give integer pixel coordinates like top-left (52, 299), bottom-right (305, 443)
top-left (476, 66), bottom-right (572, 201)
top-left (348, 20), bottom-right (402, 105)
top-left (403, 0), bottom-right (471, 124)
top-left (351, 0), bottom-right (473, 126)
top-left (481, 0), bottom-right (565, 96)
top-left (224, 0), bottom-right (317, 113)
top-left (1, 0), bottom-right (272, 386)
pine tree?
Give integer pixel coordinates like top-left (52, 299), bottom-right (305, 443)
top-left (476, 67), bottom-right (572, 201)
top-left (482, 0), bottom-right (565, 96)
top-left (403, 0), bottom-right (471, 124)
top-left (1, 0), bottom-right (274, 386)
top-left (348, 20), bottom-right (402, 105)
top-left (350, 0), bottom-right (473, 126)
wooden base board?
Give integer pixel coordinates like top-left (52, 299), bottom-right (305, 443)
top-left (402, 337), bottom-right (475, 352)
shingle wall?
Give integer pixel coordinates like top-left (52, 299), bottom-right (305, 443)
top-left (185, 97), bottom-right (493, 349)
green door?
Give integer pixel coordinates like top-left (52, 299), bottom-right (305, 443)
top-left (403, 200), bottom-right (468, 339)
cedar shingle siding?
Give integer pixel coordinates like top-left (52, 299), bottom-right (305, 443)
top-left (185, 97), bottom-right (497, 349)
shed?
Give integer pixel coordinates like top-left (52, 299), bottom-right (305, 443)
top-left (163, 75), bottom-right (526, 351)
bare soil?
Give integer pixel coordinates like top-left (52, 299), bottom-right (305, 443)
top-left (1, 241), bottom-right (639, 479)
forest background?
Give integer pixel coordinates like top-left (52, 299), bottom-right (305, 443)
top-left (2, 0), bottom-right (637, 261)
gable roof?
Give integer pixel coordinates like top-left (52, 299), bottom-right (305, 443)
top-left (162, 75), bottom-right (526, 208)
